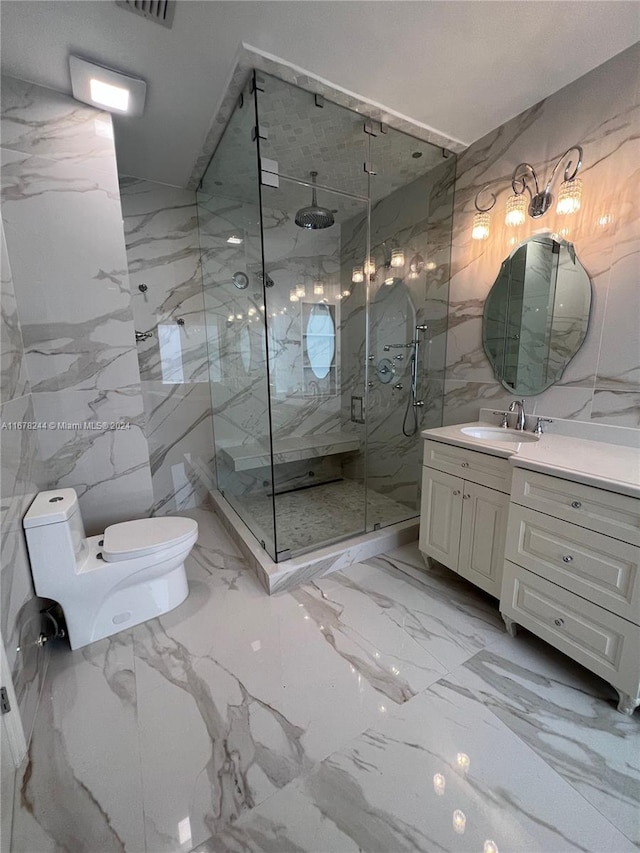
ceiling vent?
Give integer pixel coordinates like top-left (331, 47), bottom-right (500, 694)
top-left (115, 1), bottom-right (176, 29)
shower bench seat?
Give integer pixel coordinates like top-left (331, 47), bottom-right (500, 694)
top-left (220, 432), bottom-right (360, 472)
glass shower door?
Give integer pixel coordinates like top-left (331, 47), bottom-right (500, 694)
top-left (197, 76), bottom-right (277, 559)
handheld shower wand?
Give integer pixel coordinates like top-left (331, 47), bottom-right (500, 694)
top-left (402, 324), bottom-right (428, 437)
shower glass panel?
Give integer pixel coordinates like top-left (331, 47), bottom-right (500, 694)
top-left (364, 129), bottom-right (456, 529)
top-left (198, 69), bottom-right (455, 562)
top-left (255, 74), bottom-right (370, 558)
top-left (197, 77), bottom-right (277, 559)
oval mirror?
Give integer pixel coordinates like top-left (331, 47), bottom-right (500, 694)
top-left (483, 235), bottom-right (591, 395)
top-left (305, 303), bottom-right (335, 379)
top-left (240, 325), bottom-right (251, 374)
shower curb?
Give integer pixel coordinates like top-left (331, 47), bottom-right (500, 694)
top-left (208, 489), bottom-right (418, 594)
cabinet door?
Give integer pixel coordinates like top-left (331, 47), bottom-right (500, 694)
top-left (419, 467), bottom-right (463, 570)
top-left (457, 482), bottom-right (509, 597)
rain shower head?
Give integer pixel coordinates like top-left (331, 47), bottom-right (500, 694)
top-left (295, 171), bottom-right (335, 230)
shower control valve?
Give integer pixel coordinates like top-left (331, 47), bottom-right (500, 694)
top-left (393, 354), bottom-right (404, 361)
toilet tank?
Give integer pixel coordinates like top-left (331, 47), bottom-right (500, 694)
top-left (23, 489), bottom-right (87, 575)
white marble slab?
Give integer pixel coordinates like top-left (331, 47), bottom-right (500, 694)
top-left (221, 432), bottom-right (360, 471)
top-left (9, 510), bottom-right (636, 852)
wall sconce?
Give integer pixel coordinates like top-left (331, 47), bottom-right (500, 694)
top-left (313, 281), bottom-right (324, 296)
top-left (351, 266), bottom-right (364, 283)
top-left (363, 257), bottom-right (376, 277)
top-left (295, 284), bottom-right (306, 298)
top-left (289, 289), bottom-right (299, 302)
top-left (390, 247), bottom-right (405, 268)
top-left (471, 145), bottom-right (583, 239)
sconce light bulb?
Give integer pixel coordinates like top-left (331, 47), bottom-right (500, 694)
top-left (384, 275), bottom-right (395, 286)
top-left (456, 752), bottom-right (470, 771)
top-left (452, 810), bottom-right (466, 834)
top-left (433, 774), bottom-right (446, 796)
top-left (484, 841), bottom-right (499, 853)
top-left (390, 248), bottom-right (405, 268)
top-left (342, 289), bottom-right (351, 297)
top-left (363, 257), bottom-right (376, 276)
top-left (313, 281), bottom-right (324, 296)
top-left (505, 194), bottom-right (526, 227)
top-left (289, 289), bottom-right (299, 302)
top-left (556, 178), bottom-right (582, 215)
top-left (352, 266), bottom-right (364, 284)
top-left (472, 211), bottom-right (490, 240)
top-left (295, 284), bottom-right (306, 298)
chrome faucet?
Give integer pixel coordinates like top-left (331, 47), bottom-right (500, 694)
top-left (509, 399), bottom-right (526, 430)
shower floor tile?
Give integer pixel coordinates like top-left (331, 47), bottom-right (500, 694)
top-left (237, 478), bottom-right (414, 554)
top-left (9, 508), bottom-right (638, 853)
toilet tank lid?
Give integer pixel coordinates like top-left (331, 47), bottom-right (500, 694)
top-left (24, 489), bottom-right (80, 528)
top-left (102, 517), bottom-right (198, 561)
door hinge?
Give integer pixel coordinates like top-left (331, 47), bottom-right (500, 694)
top-left (277, 548), bottom-right (291, 562)
top-left (0, 686), bottom-right (11, 714)
top-left (363, 121), bottom-right (377, 137)
top-left (314, 94), bottom-right (325, 108)
top-left (364, 162), bottom-right (377, 175)
top-left (251, 126), bottom-right (268, 142)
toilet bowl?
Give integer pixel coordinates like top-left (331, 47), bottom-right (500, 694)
top-left (23, 489), bottom-right (198, 650)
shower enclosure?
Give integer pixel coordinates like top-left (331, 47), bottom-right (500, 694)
top-left (196, 72), bottom-right (456, 562)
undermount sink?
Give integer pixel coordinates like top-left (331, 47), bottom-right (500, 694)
top-left (460, 426), bottom-right (540, 443)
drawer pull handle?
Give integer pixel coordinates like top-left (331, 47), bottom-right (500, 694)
top-left (453, 490), bottom-right (460, 496)
top-left (461, 462), bottom-right (469, 468)
top-left (571, 501), bottom-right (582, 509)
top-left (554, 618), bottom-right (565, 627)
top-left (562, 555), bottom-right (573, 563)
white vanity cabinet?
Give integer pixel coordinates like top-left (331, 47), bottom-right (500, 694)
top-left (419, 440), bottom-right (511, 597)
top-left (501, 467), bottom-right (640, 715)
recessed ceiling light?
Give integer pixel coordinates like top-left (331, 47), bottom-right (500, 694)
top-left (226, 235), bottom-right (243, 245)
top-left (69, 56), bottom-right (146, 116)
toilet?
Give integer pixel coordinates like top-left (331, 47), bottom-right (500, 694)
top-left (23, 488), bottom-right (198, 650)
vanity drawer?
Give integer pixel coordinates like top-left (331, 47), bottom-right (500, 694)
top-left (511, 468), bottom-right (640, 546)
top-left (506, 506), bottom-right (639, 623)
top-left (423, 440), bottom-right (511, 493)
top-left (501, 561), bottom-right (640, 697)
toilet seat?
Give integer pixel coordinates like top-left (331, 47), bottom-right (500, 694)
top-left (102, 517), bottom-right (198, 562)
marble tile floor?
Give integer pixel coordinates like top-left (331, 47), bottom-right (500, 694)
top-left (235, 479), bottom-right (414, 556)
top-left (7, 508), bottom-right (639, 853)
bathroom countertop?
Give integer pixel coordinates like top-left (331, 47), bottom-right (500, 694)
top-left (422, 422), bottom-right (640, 499)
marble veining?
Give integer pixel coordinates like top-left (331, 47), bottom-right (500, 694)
top-left (10, 509), bottom-right (638, 853)
top-left (445, 43), bottom-right (640, 427)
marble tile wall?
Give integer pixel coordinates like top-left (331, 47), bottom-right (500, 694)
top-left (0, 76), bottom-right (154, 535)
top-left (0, 217), bottom-right (49, 748)
top-left (119, 178), bottom-right (214, 514)
top-left (340, 157), bottom-right (456, 511)
top-left (0, 76), bottom-right (155, 744)
top-left (445, 43), bottom-right (640, 428)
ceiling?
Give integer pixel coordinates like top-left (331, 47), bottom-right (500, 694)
top-left (1, 1), bottom-right (638, 188)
